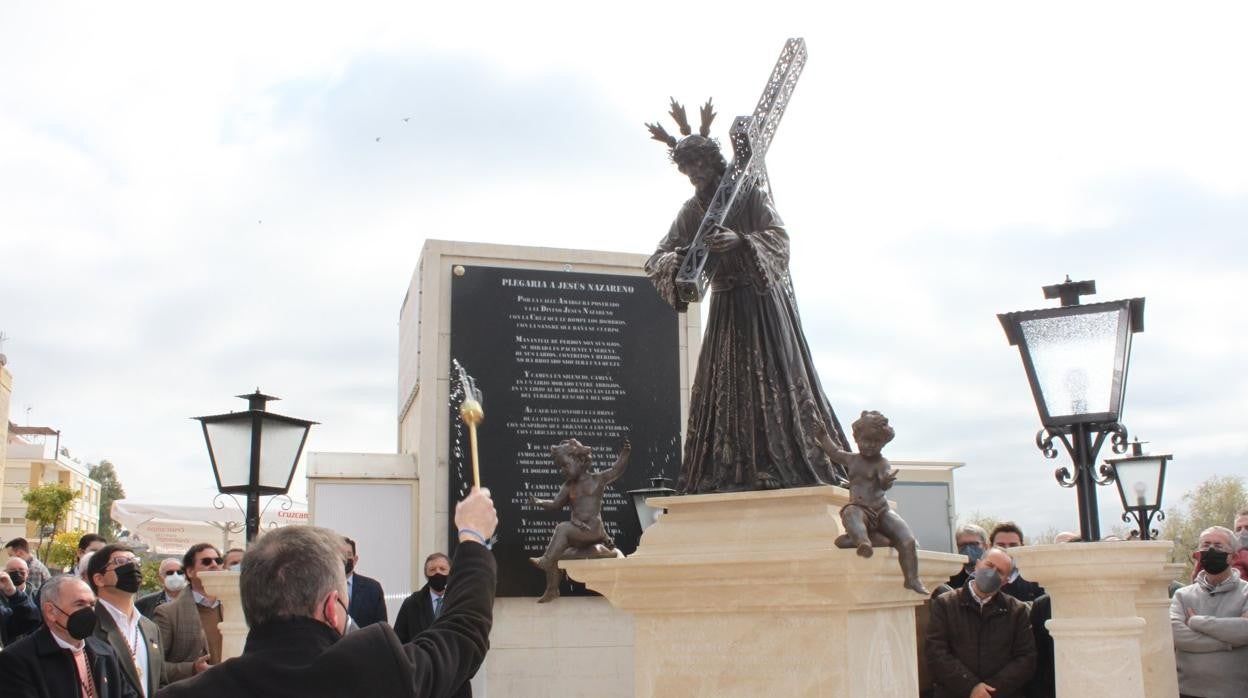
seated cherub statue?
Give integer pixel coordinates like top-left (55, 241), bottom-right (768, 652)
top-left (527, 437), bottom-right (630, 603)
top-left (818, 410), bottom-right (928, 595)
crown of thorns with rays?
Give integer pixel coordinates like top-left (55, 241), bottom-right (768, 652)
top-left (645, 98), bottom-right (716, 150)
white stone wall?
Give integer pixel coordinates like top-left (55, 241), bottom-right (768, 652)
top-left (481, 597), bottom-right (634, 697)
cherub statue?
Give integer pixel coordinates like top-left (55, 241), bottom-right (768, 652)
top-left (818, 411), bottom-right (928, 594)
top-left (527, 437), bottom-right (631, 603)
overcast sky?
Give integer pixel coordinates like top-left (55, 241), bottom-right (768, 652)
top-left (2, 2), bottom-right (1245, 537)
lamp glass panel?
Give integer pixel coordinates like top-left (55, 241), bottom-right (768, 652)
top-left (204, 419), bottom-right (254, 489)
top-left (1020, 308), bottom-right (1124, 419)
top-left (1115, 457), bottom-right (1164, 509)
top-left (258, 417), bottom-right (308, 490)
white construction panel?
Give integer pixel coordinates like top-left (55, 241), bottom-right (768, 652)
top-left (311, 481), bottom-right (416, 621)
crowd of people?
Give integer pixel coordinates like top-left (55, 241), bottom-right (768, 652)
top-left (1, 495), bottom-right (1244, 697)
top-left (922, 512), bottom-right (1248, 698)
top-left (0, 487), bottom-right (499, 698)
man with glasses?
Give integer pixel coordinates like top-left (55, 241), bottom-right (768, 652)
top-left (0, 574), bottom-right (138, 697)
top-left (87, 545), bottom-right (168, 695)
top-left (1170, 526), bottom-right (1248, 698)
top-left (156, 488), bottom-right (498, 698)
top-left (137, 560), bottom-right (186, 620)
top-left (154, 544), bottom-right (218, 682)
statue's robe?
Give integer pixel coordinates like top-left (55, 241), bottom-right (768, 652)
top-left (646, 185), bottom-right (848, 493)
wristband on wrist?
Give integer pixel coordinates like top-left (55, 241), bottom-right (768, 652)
top-left (458, 528), bottom-right (490, 548)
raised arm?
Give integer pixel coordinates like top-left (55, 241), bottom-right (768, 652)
top-left (600, 439), bottom-right (631, 486)
top-left (815, 426), bottom-right (853, 467)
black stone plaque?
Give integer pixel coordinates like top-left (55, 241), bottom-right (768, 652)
top-left (448, 265), bottom-right (682, 598)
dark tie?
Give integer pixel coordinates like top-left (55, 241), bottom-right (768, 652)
top-left (433, 596), bottom-right (442, 618)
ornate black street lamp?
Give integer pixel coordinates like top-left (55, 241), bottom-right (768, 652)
top-left (1104, 439), bottom-right (1171, 541)
top-left (194, 390), bottom-right (317, 545)
top-left (998, 278), bottom-right (1145, 541)
top-left (627, 476), bottom-right (677, 536)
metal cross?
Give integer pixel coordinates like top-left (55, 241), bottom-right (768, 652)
top-left (674, 38), bottom-right (808, 307)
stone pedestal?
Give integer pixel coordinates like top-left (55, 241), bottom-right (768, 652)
top-left (1135, 563), bottom-right (1183, 698)
top-left (562, 487), bottom-right (964, 697)
top-left (1007, 541), bottom-right (1174, 698)
top-left (198, 570), bottom-right (246, 661)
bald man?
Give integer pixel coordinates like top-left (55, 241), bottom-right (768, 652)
top-left (926, 547), bottom-right (1037, 698)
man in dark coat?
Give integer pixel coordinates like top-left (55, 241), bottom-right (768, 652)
top-left (1, 562), bottom-right (42, 647)
top-left (926, 547), bottom-right (1037, 698)
top-left (342, 536), bottom-right (388, 628)
top-left (394, 552), bottom-right (451, 643)
top-left (155, 487), bottom-right (498, 698)
top-left (0, 575), bottom-right (139, 698)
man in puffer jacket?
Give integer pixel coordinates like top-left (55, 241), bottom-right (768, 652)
top-left (1170, 525), bottom-right (1248, 698)
top-left (926, 547), bottom-right (1036, 698)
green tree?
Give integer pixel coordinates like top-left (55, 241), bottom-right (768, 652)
top-left (140, 558), bottom-right (163, 594)
top-left (47, 530), bottom-right (88, 572)
top-left (89, 459), bottom-right (127, 538)
top-left (22, 484), bottom-right (80, 558)
top-left (1160, 474), bottom-right (1247, 579)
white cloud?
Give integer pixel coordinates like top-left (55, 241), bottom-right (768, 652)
top-left (2, 1), bottom-right (1247, 537)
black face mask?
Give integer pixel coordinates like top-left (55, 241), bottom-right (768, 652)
top-left (113, 562), bottom-right (143, 594)
top-left (427, 573), bottom-right (448, 593)
top-left (1201, 549), bottom-right (1231, 575)
top-left (344, 559), bottom-right (355, 576)
top-left (54, 603), bottom-right (99, 640)
top-left (7, 570), bottom-right (25, 587)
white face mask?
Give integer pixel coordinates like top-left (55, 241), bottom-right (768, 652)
top-left (165, 572), bottom-right (188, 592)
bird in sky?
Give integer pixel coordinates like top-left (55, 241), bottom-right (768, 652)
top-left (402, 117), bottom-right (411, 122)
top-left (375, 136), bottom-right (382, 142)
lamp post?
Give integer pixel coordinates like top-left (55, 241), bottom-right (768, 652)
top-left (626, 476), bottom-right (677, 536)
top-left (998, 278), bottom-right (1145, 541)
top-left (1104, 439), bottom-right (1171, 541)
top-left (194, 390), bottom-right (317, 545)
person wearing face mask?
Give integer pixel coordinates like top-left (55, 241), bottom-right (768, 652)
top-left (87, 546), bottom-right (169, 696)
top-left (1, 556), bottom-right (41, 647)
top-left (947, 524), bottom-right (989, 589)
top-left (340, 536), bottom-right (387, 628)
top-left (394, 553), bottom-right (452, 644)
top-left (137, 559), bottom-right (187, 620)
top-left (0, 574), bottom-right (139, 697)
top-left (926, 547), bottom-right (1037, 698)
top-left (1189, 510), bottom-right (1248, 583)
top-left (222, 549), bottom-right (245, 572)
top-left (1170, 526), bottom-right (1248, 698)
top-left (4, 537), bottom-right (52, 593)
top-left (155, 487), bottom-right (498, 698)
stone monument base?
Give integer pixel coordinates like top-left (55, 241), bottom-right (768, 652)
top-left (562, 486), bottom-right (963, 697)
